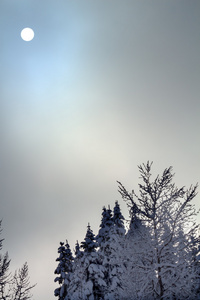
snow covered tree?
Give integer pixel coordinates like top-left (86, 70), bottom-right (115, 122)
top-left (123, 204), bottom-right (154, 299)
top-left (68, 224), bottom-right (106, 300)
top-left (96, 205), bottom-right (126, 299)
top-left (54, 241), bottom-right (73, 300)
top-left (66, 241), bottom-right (84, 300)
top-left (189, 234), bottom-right (200, 297)
top-left (55, 162), bottom-right (200, 299)
top-left (81, 224), bottom-right (106, 300)
top-left (74, 241), bottom-right (82, 259)
top-left (96, 207), bottom-right (113, 248)
top-left (81, 224), bottom-right (98, 254)
top-left (118, 161), bottom-right (200, 299)
top-left (96, 207), bottom-right (114, 295)
top-left (104, 204), bottom-right (126, 300)
top-left (113, 201), bottom-right (126, 237)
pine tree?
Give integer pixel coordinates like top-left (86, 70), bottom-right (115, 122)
top-left (54, 241), bottom-right (73, 300)
top-left (81, 224), bottom-right (105, 300)
top-left (104, 204), bottom-right (126, 300)
top-left (81, 224), bottom-right (97, 254)
top-left (66, 241), bottom-right (84, 300)
top-left (113, 201), bottom-right (126, 237)
top-left (96, 207), bottom-right (114, 297)
top-left (74, 241), bottom-right (82, 259)
top-left (96, 205), bottom-right (126, 299)
top-left (68, 224), bottom-right (106, 300)
top-left (96, 207), bottom-right (113, 248)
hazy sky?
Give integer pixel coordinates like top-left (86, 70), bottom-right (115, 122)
top-left (0, 1), bottom-right (200, 299)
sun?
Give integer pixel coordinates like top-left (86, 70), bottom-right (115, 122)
top-left (21, 28), bottom-right (34, 42)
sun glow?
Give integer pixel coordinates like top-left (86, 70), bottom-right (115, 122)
top-left (21, 28), bottom-right (34, 41)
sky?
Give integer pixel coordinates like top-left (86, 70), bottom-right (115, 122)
top-left (0, 0), bottom-right (200, 299)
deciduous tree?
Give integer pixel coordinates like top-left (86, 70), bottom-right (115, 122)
top-left (118, 161), bottom-right (199, 299)
top-left (0, 221), bottom-right (35, 300)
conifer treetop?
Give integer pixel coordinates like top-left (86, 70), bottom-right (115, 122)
top-left (81, 224), bottom-right (97, 253)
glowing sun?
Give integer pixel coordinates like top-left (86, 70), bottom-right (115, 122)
top-left (21, 28), bottom-right (34, 41)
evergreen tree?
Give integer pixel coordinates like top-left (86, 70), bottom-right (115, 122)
top-left (113, 201), bottom-right (126, 236)
top-left (96, 207), bottom-right (113, 248)
top-left (54, 241), bottom-right (73, 300)
top-left (67, 241), bottom-right (84, 300)
top-left (103, 204), bottom-right (126, 300)
top-left (75, 241), bottom-right (83, 259)
top-left (96, 205), bottom-right (126, 299)
top-left (96, 206), bottom-right (114, 298)
top-left (68, 225), bottom-right (106, 300)
top-left (81, 224), bottom-right (105, 300)
top-left (81, 224), bottom-right (97, 254)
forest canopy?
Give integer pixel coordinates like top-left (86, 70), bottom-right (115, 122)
top-left (54, 162), bottom-right (200, 300)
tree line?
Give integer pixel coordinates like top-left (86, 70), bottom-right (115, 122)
top-left (54, 162), bottom-right (200, 300)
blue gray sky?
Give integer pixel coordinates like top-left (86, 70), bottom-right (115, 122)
top-left (0, 1), bottom-right (200, 299)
